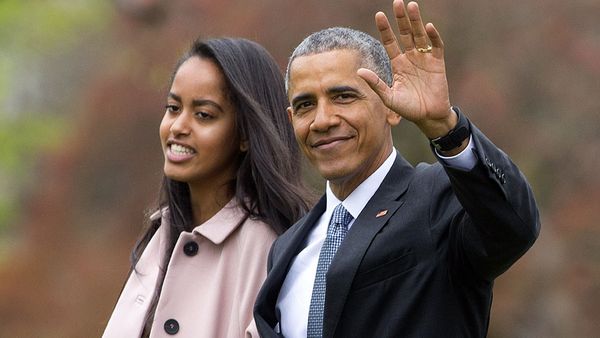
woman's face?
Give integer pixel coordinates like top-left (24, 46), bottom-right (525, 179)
top-left (159, 56), bottom-right (242, 188)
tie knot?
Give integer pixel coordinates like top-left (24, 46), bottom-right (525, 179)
top-left (331, 204), bottom-right (353, 229)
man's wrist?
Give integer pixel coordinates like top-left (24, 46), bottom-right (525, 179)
top-left (429, 106), bottom-right (471, 153)
top-left (435, 135), bottom-right (476, 171)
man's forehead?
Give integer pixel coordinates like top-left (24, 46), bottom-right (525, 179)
top-left (287, 57), bottom-right (372, 105)
top-left (288, 49), bottom-right (363, 90)
top-left (290, 49), bottom-right (361, 69)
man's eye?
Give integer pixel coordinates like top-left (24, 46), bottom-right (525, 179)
top-left (334, 93), bottom-right (356, 102)
top-left (294, 101), bottom-right (313, 113)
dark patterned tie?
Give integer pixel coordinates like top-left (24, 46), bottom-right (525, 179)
top-left (307, 203), bottom-right (353, 338)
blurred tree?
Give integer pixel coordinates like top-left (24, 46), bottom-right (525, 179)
top-left (0, 0), bottom-right (109, 233)
top-left (0, 0), bottom-right (598, 337)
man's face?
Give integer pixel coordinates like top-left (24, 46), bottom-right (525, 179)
top-left (287, 49), bottom-right (399, 197)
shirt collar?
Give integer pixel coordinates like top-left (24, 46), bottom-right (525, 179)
top-left (325, 149), bottom-right (397, 220)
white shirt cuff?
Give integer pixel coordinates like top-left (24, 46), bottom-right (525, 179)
top-left (435, 135), bottom-right (476, 171)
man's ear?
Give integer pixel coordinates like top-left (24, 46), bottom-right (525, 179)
top-left (287, 106), bottom-right (293, 122)
top-left (386, 108), bottom-right (402, 126)
top-left (240, 140), bottom-right (249, 152)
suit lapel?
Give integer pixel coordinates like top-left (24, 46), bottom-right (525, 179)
top-left (256, 196), bottom-right (327, 327)
top-left (323, 154), bottom-right (415, 338)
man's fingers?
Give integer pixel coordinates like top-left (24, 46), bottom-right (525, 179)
top-left (375, 12), bottom-right (402, 60)
top-left (406, 2), bottom-right (429, 50)
top-left (357, 68), bottom-right (391, 103)
top-left (426, 23), bottom-right (444, 59)
top-left (392, 0), bottom-right (415, 52)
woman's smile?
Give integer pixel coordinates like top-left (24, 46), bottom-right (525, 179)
top-left (166, 142), bottom-right (196, 162)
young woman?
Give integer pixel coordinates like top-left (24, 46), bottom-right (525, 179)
top-left (103, 37), bottom-right (311, 337)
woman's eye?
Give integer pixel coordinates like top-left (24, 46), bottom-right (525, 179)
top-left (165, 105), bottom-right (180, 113)
top-left (195, 111), bottom-right (213, 119)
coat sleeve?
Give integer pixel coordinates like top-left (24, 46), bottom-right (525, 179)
top-left (437, 122), bottom-right (540, 281)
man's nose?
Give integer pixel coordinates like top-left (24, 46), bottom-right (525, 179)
top-left (309, 102), bottom-right (340, 132)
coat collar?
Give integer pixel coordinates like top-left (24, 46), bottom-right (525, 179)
top-left (151, 198), bottom-right (249, 249)
top-left (192, 198), bottom-right (249, 245)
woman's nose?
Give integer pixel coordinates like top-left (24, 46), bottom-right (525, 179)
top-left (170, 111), bottom-right (191, 136)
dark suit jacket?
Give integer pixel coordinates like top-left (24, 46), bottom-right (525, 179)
top-left (254, 124), bottom-right (540, 338)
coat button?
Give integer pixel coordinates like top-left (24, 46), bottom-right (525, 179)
top-left (164, 319), bottom-right (179, 335)
top-left (183, 241), bottom-right (199, 256)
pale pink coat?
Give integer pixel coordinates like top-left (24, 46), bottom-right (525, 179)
top-left (103, 198), bottom-right (277, 338)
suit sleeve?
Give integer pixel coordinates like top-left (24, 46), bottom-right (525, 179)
top-left (266, 237), bottom-right (278, 272)
top-left (437, 122), bottom-right (540, 281)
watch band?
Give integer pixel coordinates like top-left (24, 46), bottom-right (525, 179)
top-left (429, 106), bottom-right (471, 152)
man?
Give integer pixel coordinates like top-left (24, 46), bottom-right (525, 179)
top-left (254, 1), bottom-right (540, 337)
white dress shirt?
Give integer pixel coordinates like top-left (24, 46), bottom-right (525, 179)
top-left (275, 139), bottom-right (475, 337)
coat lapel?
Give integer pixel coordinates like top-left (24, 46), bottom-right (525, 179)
top-left (323, 154), bottom-right (415, 338)
top-left (256, 196), bottom-right (327, 327)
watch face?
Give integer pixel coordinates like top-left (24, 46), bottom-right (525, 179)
top-left (431, 139), bottom-right (444, 151)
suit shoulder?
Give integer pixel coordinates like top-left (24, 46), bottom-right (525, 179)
top-left (275, 213), bottom-right (306, 242)
top-left (414, 161), bottom-right (449, 185)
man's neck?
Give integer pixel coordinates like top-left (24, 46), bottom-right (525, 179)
top-left (329, 147), bottom-right (394, 200)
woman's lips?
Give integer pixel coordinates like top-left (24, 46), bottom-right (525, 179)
top-left (166, 143), bottom-right (196, 162)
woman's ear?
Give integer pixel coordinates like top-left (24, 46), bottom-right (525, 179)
top-left (240, 140), bottom-right (249, 152)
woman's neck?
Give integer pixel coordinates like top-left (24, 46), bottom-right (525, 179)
top-left (187, 180), bottom-right (234, 226)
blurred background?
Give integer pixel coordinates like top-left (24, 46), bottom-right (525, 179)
top-left (0, 0), bottom-right (598, 337)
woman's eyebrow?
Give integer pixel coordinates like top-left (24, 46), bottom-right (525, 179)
top-left (167, 93), bottom-right (223, 112)
top-left (168, 92), bottom-right (182, 102)
top-left (191, 99), bottom-right (223, 112)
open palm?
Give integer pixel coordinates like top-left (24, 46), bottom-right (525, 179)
top-left (358, 1), bottom-right (454, 138)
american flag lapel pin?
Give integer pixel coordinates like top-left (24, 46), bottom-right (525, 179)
top-left (375, 209), bottom-right (388, 218)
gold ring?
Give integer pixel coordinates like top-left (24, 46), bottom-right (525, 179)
top-left (417, 45), bottom-right (433, 53)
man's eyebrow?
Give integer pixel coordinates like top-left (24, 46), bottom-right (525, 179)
top-left (291, 85), bottom-right (363, 106)
top-left (326, 86), bottom-right (360, 95)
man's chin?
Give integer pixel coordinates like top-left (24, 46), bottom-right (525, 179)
top-left (316, 166), bottom-right (345, 181)
top-left (318, 169), bottom-right (354, 187)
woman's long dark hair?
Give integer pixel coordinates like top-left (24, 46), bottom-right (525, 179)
top-left (129, 38), bottom-right (313, 333)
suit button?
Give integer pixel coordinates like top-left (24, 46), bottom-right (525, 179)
top-left (183, 241), bottom-right (198, 256)
top-left (164, 319), bottom-right (179, 335)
